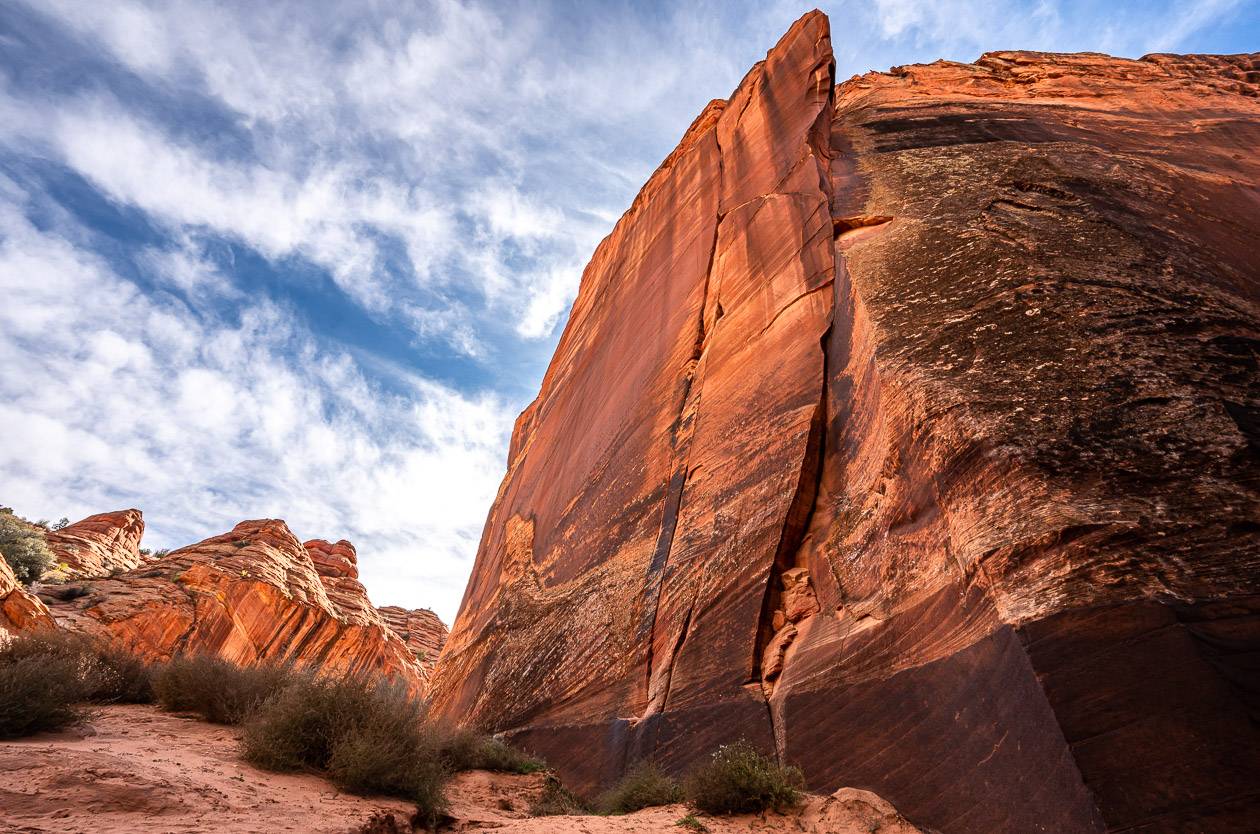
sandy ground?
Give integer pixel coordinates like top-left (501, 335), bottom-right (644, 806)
top-left (0, 705), bottom-right (921, 833)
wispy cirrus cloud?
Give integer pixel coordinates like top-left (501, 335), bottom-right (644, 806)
top-left (0, 190), bottom-right (511, 619)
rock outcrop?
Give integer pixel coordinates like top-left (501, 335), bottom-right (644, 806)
top-left (0, 553), bottom-right (54, 637)
top-left (45, 519), bottom-right (433, 691)
top-left (44, 509), bottom-right (146, 580)
top-left (430, 11), bottom-right (1260, 834)
top-left (377, 605), bottom-right (448, 669)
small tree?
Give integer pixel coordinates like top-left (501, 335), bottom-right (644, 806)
top-left (0, 508), bottom-right (54, 585)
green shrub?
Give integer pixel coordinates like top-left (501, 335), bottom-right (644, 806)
top-left (153, 655), bottom-right (292, 724)
top-left (241, 675), bottom-right (448, 827)
top-left (682, 740), bottom-right (803, 815)
top-left (437, 725), bottom-right (544, 774)
top-left (530, 774), bottom-right (587, 816)
top-left (0, 507), bottom-right (54, 584)
top-left (676, 815), bottom-right (710, 832)
top-left (598, 761), bottom-right (683, 814)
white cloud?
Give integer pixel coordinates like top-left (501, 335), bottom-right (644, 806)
top-left (4, 0), bottom-right (1249, 621)
top-left (0, 202), bottom-right (513, 622)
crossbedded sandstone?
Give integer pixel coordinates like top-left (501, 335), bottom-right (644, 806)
top-left (44, 509), bottom-right (146, 581)
top-left (43, 519), bottom-right (442, 691)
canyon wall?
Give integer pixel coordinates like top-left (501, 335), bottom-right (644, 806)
top-left (430, 11), bottom-right (1260, 834)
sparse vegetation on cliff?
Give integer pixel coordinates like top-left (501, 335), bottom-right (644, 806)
top-left (0, 507), bottom-right (54, 584)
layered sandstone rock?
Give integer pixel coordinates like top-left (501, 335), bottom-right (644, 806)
top-left (0, 553), bottom-right (54, 637)
top-left (377, 605), bottom-right (448, 668)
top-left (46, 520), bottom-right (432, 690)
top-left (430, 11), bottom-right (1260, 834)
top-left (44, 509), bottom-right (146, 580)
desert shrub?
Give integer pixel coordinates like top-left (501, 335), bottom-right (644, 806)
top-left (676, 815), bottom-right (711, 832)
top-left (153, 655), bottom-right (292, 724)
top-left (0, 631), bottom-right (155, 737)
top-left (241, 675), bottom-right (448, 827)
top-left (437, 725), bottom-right (544, 774)
top-left (85, 642), bottom-right (154, 703)
top-left (598, 761), bottom-right (683, 814)
top-left (0, 507), bottom-right (54, 584)
top-left (0, 631), bottom-right (153, 705)
top-left (0, 652), bottom-right (88, 738)
top-left (682, 740), bottom-right (803, 815)
top-left (530, 774), bottom-right (587, 816)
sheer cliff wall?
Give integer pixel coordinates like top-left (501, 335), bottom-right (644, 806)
top-left (430, 13), bottom-right (1260, 833)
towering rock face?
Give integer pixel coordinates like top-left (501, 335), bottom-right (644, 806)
top-left (430, 12), bottom-right (1260, 834)
top-left (46, 520), bottom-right (433, 690)
top-left (44, 509), bottom-right (146, 580)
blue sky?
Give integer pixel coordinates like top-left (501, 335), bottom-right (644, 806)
top-left (1, 0), bottom-right (1256, 622)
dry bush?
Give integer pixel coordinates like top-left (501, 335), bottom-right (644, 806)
top-left (682, 740), bottom-right (803, 815)
top-left (0, 652), bottom-right (87, 738)
top-left (241, 674), bottom-right (448, 828)
top-left (437, 725), bottom-right (544, 774)
top-left (0, 630), bottom-right (153, 739)
top-left (153, 655), bottom-right (291, 724)
top-left (598, 761), bottom-right (682, 814)
top-left (530, 774), bottom-right (587, 817)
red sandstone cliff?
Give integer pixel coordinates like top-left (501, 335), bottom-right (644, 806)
top-left (44, 509), bottom-right (146, 580)
top-left (429, 11), bottom-right (1260, 834)
top-left (43, 519), bottom-right (435, 691)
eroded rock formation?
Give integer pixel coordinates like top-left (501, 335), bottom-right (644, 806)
top-left (45, 519), bottom-right (433, 690)
top-left (0, 554), bottom-right (54, 637)
top-left (378, 605), bottom-right (448, 669)
top-left (430, 11), bottom-right (1260, 833)
top-left (44, 509), bottom-right (146, 580)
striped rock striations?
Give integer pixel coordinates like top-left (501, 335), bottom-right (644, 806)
top-left (377, 605), bottom-right (448, 670)
top-left (0, 554), bottom-right (54, 637)
top-left (430, 11), bottom-right (1260, 834)
top-left (45, 509), bottom-right (146, 580)
top-left (45, 519), bottom-right (434, 690)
